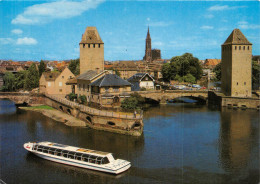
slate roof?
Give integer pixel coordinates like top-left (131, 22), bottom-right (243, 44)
top-left (127, 73), bottom-right (154, 82)
top-left (77, 70), bottom-right (98, 80)
top-left (223, 29), bottom-right (252, 45)
top-left (90, 74), bottom-right (132, 87)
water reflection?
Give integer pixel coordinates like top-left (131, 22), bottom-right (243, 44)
top-left (219, 108), bottom-right (259, 184)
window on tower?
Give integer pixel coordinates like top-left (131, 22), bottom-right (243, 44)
top-left (88, 44), bottom-right (90, 48)
top-left (235, 46), bottom-right (237, 50)
top-left (98, 44), bottom-right (100, 48)
top-left (243, 46), bottom-right (245, 50)
top-left (83, 44), bottom-right (85, 48)
top-left (93, 44), bottom-right (95, 48)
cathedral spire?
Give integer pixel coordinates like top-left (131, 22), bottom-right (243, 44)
top-left (143, 26), bottom-right (152, 62)
top-left (146, 26), bottom-right (151, 40)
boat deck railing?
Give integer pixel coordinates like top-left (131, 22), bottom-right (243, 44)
top-left (45, 94), bottom-right (143, 120)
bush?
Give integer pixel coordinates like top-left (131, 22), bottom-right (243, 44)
top-left (121, 97), bottom-right (138, 110)
top-left (121, 92), bottom-right (145, 110)
top-left (68, 93), bottom-right (77, 101)
top-left (79, 95), bottom-right (87, 104)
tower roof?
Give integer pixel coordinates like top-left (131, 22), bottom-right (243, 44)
top-left (80, 27), bottom-right (103, 44)
top-left (146, 26), bottom-right (151, 40)
top-left (223, 29), bottom-right (252, 45)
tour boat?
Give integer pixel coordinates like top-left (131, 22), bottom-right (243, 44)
top-left (24, 142), bottom-right (131, 174)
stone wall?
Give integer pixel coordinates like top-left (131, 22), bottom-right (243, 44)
top-left (44, 96), bottom-right (143, 136)
top-left (208, 91), bottom-right (260, 110)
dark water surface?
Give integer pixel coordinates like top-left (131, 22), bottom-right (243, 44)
top-left (0, 99), bottom-right (259, 184)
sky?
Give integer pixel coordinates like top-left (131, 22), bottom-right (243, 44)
top-left (0, 0), bottom-right (259, 61)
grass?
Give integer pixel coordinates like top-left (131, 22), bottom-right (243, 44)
top-left (27, 105), bottom-right (54, 110)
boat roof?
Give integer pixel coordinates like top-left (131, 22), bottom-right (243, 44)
top-left (38, 142), bottom-right (110, 157)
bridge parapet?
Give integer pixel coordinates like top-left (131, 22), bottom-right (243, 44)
top-left (134, 90), bottom-right (208, 103)
top-left (45, 94), bottom-right (143, 120)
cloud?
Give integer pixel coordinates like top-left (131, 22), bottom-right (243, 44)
top-left (204, 14), bottom-right (214, 19)
top-left (147, 21), bottom-right (173, 27)
top-left (238, 21), bottom-right (260, 29)
top-left (17, 37), bottom-right (38, 45)
top-left (0, 38), bottom-right (15, 44)
top-left (153, 41), bottom-right (164, 47)
top-left (208, 5), bottom-right (247, 11)
top-left (11, 29), bottom-right (23, 34)
top-left (11, 0), bottom-right (105, 25)
top-left (200, 25), bottom-right (213, 30)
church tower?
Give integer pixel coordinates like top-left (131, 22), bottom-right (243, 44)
top-left (221, 29), bottom-right (252, 97)
top-left (143, 27), bottom-right (152, 62)
top-left (79, 27), bottom-right (104, 74)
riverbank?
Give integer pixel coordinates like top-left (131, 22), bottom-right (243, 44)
top-left (19, 106), bottom-right (86, 127)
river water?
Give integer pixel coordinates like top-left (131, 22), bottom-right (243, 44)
top-left (0, 99), bottom-right (259, 184)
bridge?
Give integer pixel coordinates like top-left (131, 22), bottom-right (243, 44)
top-left (134, 90), bottom-right (208, 104)
top-left (0, 92), bottom-right (44, 106)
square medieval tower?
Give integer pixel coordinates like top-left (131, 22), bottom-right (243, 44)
top-left (79, 27), bottom-right (104, 74)
top-left (221, 29), bottom-right (252, 97)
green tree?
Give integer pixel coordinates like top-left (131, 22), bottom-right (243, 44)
top-left (213, 63), bottom-right (221, 81)
top-left (2, 72), bottom-right (15, 91)
top-left (183, 74), bottom-right (196, 84)
top-left (161, 62), bottom-right (177, 81)
top-left (39, 60), bottom-right (46, 77)
top-left (14, 70), bottom-right (28, 90)
top-left (252, 61), bottom-right (260, 89)
top-left (121, 92), bottom-right (145, 110)
top-left (162, 53), bottom-right (202, 82)
top-left (25, 63), bottom-right (39, 90)
top-left (174, 74), bottom-right (183, 82)
top-left (69, 59), bottom-right (80, 75)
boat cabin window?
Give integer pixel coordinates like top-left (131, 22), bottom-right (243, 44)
top-left (102, 157), bottom-right (110, 164)
top-left (33, 145), bottom-right (38, 150)
top-left (43, 147), bottom-right (49, 153)
top-left (97, 157), bottom-right (103, 165)
top-left (75, 153), bottom-right (83, 160)
top-left (33, 146), bottom-right (111, 165)
top-left (68, 152), bottom-right (77, 159)
top-left (61, 150), bottom-right (69, 158)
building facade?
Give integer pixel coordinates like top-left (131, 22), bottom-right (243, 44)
top-left (127, 73), bottom-right (155, 91)
top-left (39, 67), bottom-right (75, 95)
top-left (79, 27), bottom-right (104, 74)
top-left (221, 29), bottom-right (252, 97)
top-left (151, 49), bottom-right (161, 61)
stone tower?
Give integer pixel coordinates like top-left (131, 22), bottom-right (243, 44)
top-left (143, 27), bottom-right (152, 62)
top-left (79, 27), bottom-right (104, 74)
top-left (221, 29), bottom-right (252, 97)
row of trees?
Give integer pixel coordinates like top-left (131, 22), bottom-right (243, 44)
top-left (161, 53), bottom-right (203, 83)
top-left (1, 63), bottom-right (40, 92)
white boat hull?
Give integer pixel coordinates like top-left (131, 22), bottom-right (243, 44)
top-left (24, 142), bottom-right (131, 175)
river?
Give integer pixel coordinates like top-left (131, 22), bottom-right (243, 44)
top-left (0, 99), bottom-right (259, 184)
